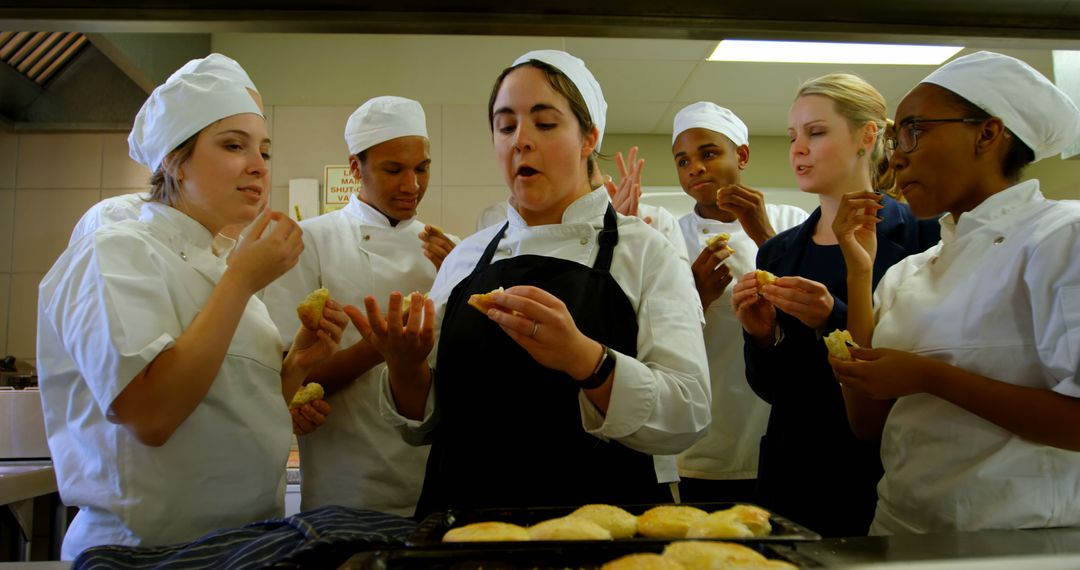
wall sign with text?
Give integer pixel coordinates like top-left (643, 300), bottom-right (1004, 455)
top-left (322, 165), bottom-right (361, 214)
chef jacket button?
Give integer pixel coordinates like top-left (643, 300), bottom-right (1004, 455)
top-left (363, 235), bottom-right (371, 241)
top-left (580, 237), bottom-right (589, 245)
top-left (702, 228), bottom-right (709, 234)
top-left (180, 251), bottom-right (187, 261)
top-left (993, 236), bottom-right (1005, 245)
top-left (930, 257), bottom-right (938, 264)
top-left (503, 248), bottom-right (511, 255)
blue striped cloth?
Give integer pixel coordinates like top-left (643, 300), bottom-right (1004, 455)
top-left (72, 506), bottom-right (416, 570)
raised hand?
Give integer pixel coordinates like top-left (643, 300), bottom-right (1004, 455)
top-left (226, 210), bottom-right (304, 295)
top-left (691, 241), bottom-right (734, 310)
top-left (731, 271), bottom-right (777, 346)
top-left (345, 292), bottom-right (435, 371)
top-left (832, 191), bottom-right (884, 275)
top-left (419, 225), bottom-right (455, 270)
top-left (716, 184), bottom-right (775, 246)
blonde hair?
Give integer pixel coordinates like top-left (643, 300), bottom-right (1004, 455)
top-left (796, 73), bottom-right (896, 195)
top-left (148, 133), bottom-right (199, 206)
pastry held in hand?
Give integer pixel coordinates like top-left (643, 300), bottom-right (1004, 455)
top-left (824, 329), bottom-right (859, 361)
top-left (569, 504), bottom-right (638, 539)
top-left (400, 291), bottom-right (428, 314)
top-left (754, 270), bottom-right (778, 288)
top-left (705, 232), bottom-right (735, 254)
top-left (290, 382), bottom-right (324, 409)
top-left (467, 286), bottom-right (505, 314)
top-left (442, 521), bottom-right (530, 542)
top-left (296, 287), bottom-right (330, 330)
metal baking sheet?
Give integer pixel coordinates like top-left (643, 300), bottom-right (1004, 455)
top-left (407, 502), bottom-right (821, 548)
top-left (338, 542), bottom-right (823, 569)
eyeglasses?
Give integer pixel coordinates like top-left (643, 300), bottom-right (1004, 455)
top-left (885, 118), bottom-right (985, 155)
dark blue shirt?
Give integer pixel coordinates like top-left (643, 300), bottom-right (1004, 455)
top-left (743, 195), bottom-right (940, 537)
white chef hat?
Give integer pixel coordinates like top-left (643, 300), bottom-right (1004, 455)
top-left (344, 96), bottom-right (428, 156)
top-left (512, 49), bottom-right (608, 150)
top-left (166, 52), bottom-right (258, 93)
top-left (921, 51), bottom-right (1080, 161)
top-left (672, 102), bottom-right (749, 148)
top-left (128, 69), bottom-right (263, 171)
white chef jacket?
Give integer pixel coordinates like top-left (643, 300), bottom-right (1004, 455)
top-left (38, 203), bottom-right (290, 560)
top-left (871, 180), bottom-right (1080, 534)
top-left (475, 196), bottom-right (689, 262)
top-left (262, 195), bottom-right (455, 516)
top-left (380, 188), bottom-right (711, 456)
top-left (70, 193), bottom-right (236, 257)
top-left (69, 193), bottom-right (149, 246)
top-left (676, 204), bottom-right (808, 480)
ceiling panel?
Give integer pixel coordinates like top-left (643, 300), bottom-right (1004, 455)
top-left (604, 101), bottom-right (671, 135)
top-left (590, 59), bottom-right (699, 103)
top-left (565, 37), bottom-right (715, 61)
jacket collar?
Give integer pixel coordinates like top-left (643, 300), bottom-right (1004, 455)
top-left (939, 179), bottom-right (1042, 245)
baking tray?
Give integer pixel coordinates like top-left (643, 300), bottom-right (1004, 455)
top-left (338, 542), bottom-right (824, 569)
top-left (408, 503), bottom-right (821, 548)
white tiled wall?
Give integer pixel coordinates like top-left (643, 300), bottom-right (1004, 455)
top-left (0, 103), bottom-right (514, 360)
top-left (265, 103), bottom-right (509, 239)
top-left (0, 131), bottom-right (151, 360)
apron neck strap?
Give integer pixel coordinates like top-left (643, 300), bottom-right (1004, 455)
top-left (593, 204), bottom-right (619, 272)
top-left (472, 203), bottom-right (620, 272)
top-left (475, 221), bottom-right (510, 270)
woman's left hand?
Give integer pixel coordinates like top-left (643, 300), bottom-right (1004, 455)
top-left (287, 299), bottom-right (348, 372)
top-left (484, 285), bottom-right (602, 380)
top-left (759, 276), bottom-right (835, 331)
top-left (829, 346), bottom-right (931, 399)
top-left (291, 399), bottom-right (331, 435)
top-left (832, 191), bottom-right (884, 275)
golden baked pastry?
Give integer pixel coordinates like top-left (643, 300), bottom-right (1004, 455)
top-left (705, 232), bottom-right (734, 254)
top-left (528, 517), bottom-right (613, 541)
top-left (296, 287), bottom-right (330, 330)
top-left (569, 504), bottom-right (638, 539)
top-left (442, 521), bottom-right (530, 542)
top-left (467, 286), bottom-right (505, 314)
top-left (685, 511), bottom-right (754, 539)
top-left (824, 329), bottom-right (859, 361)
top-left (637, 505), bottom-right (709, 539)
top-left (754, 270), bottom-right (778, 288)
top-left (601, 553), bottom-right (686, 570)
top-left (661, 540), bottom-right (767, 569)
top-left (399, 291), bottom-right (428, 314)
top-left (727, 561), bottom-right (798, 570)
top-left (724, 504), bottom-right (772, 537)
top-left (289, 382), bottom-right (324, 409)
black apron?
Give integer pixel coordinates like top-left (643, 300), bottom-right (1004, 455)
top-left (415, 205), bottom-right (665, 518)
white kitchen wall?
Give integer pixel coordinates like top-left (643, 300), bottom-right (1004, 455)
top-left (3, 103), bottom-right (1079, 360)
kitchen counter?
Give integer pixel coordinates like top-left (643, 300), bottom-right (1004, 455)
top-left (0, 463), bottom-right (55, 507)
top-left (793, 527), bottom-right (1080, 567)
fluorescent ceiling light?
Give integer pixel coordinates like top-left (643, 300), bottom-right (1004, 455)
top-left (708, 40), bottom-right (963, 65)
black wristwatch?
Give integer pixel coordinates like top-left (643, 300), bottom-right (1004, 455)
top-left (578, 344), bottom-right (616, 389)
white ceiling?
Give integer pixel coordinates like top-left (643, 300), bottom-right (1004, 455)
top-left (562, 38), bottom-right (1056, 136)
top-left (213, 34), bottom-right (1060, 138)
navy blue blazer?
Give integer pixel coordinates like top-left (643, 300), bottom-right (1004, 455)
top-left (742, 195), bottom-right (939, 537)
